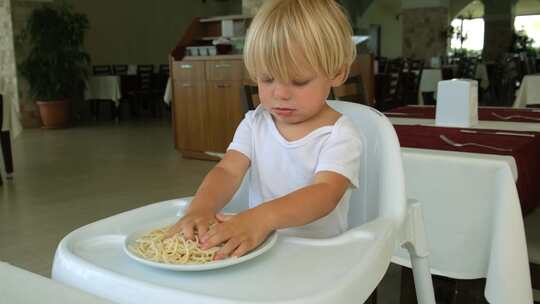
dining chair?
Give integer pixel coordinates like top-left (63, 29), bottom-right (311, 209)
top-left (92, 65), bottom-right (112, 76)
top-left (525, 209), bottom-right (540, 304)
top-left (402, 59), bottom-right (424, 105)
top-left (242, 84), bottom-right (258, 111)
top-left (374, 58), bottom-right (407, 111)
top-left (0, 94), bottom-right (4, 186)
top-left (133, 64), bottom-right (155, 117)
top-left (112, 64), bottom-right (128, 75)
top-left (158, 64), bottom-right (169, 75)
top-left (328, 75), bottom-right (368, 105)
top-left (51, 100), bottom-right (436, 304)
top-left (111, 64), bottom-right (139, 119)
top-left (0, 94), bottom-right (13, 183)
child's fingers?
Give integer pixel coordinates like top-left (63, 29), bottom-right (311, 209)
top-left (165, 222), bottom-right (182, 238)
top-left (215, 213), bottom-right (233, 222)
top-left (231, 242), bottom-right (251, 258)
top-left (196, 222), bottom-right (210, 239)
top-left (181, 224), bottom-right (196, 241)
top-left (201, 228), bottom-right (229, 250)
top-left (214, 238), bottom-right (240, 260)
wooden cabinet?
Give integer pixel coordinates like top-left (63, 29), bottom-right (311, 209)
top-left (169, 15), bottom-right (252, 160)
top-left (171, 57), bottom-right (246, 158)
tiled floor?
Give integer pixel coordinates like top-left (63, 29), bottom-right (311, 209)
top-left (0, 118), bottom-right (402, 303)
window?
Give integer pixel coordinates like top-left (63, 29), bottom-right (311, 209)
top-left (450, 15), bottom-right (540, 51)
top-left (450, 18), bottom-right (484, 51)
top-left (514, 15), bottom-right (540, 48)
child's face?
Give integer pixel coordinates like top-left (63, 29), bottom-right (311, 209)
top-left (257, 71), bottom-right (341, 125)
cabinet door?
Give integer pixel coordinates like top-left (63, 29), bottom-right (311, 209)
top-left (206, 81), bottom-right (244, 152)
top-left (173, 81), bottom-right (208, 152)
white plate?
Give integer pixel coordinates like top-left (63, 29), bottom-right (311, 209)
top-left (123, 220), bottom-right (278, 271)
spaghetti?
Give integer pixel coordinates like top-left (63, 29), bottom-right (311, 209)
top-left (130, 226), bottom-right (221, 264)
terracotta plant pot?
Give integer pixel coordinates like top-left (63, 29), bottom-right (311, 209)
top-left (36, 100), bottom-right (70, 129)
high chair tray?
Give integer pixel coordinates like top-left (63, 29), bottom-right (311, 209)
top-left (52, 199), bottom-right (395, 304)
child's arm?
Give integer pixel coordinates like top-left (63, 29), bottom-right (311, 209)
top-left (167, 150), bottom-right (250, 239)
top-left (201, 171), bottom-right (349, 259)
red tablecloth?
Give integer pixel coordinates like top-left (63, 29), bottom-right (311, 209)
top-left (386, 106), bottom-right (540, 123)
top-left (394, 124), bottom-right (540, 214)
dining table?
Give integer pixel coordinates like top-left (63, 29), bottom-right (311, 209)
top-left (514, 74), bottom-right (540, 108)
top-left (418, 69), bottom-right (443, 105)
top-left (385, 105), bottom-right (537, 303)
top-left (163, 77), bottom-right (172, 105)
top-left (0, 262), bottom-right (114, 303)
top-left (84, 75), bottom-right (122, 107)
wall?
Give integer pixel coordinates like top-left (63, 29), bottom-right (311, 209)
top-left (401, 7), bottom-right (448, 60)
top-left (360, 0), bottom-right (402, 58)
top-left (67, 0), bottom-right (241, 65)
top-left (0, 0), bottom-right (22, 135)
top-left (242, 0), bottom-right (263, 15)
top-left (11, 0), bottom-right (241, 127)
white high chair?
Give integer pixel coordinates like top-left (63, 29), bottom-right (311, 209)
top-left (52, 101), bottom-right (435, 304)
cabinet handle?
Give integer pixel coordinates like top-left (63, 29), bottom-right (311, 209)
top-left (215, 63), bottom-right (232, 68)
top-left (216, 84), bottom-right (231, 88)
top-left (180, 64), bottom-right (192, 69)
top-left (181, 83), bottom-right (192, 87)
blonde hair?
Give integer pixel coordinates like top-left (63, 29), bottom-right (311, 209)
top-left (244, 0), bottom-right (356, 84)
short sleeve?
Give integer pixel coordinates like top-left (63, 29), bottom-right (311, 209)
top-left (315, 118), bottom-right (362, 188)
top-left (227, 111), bottom-right (254, 160)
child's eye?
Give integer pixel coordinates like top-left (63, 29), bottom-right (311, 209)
top-left (292, 79), bottom-right (311, 86)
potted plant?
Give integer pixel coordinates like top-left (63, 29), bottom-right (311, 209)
top-left (18, 3), bottom-right (90, 128)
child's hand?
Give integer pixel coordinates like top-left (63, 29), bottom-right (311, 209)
top-left (166, 208), bottom-right (217, 241)
top-left (200, 210), bottom-right (272, 260)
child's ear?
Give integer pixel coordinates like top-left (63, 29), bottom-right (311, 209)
top-left (330, 66), bottom-right (348, 87)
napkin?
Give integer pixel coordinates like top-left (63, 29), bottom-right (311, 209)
top-left (435, 79), bottom-right (478, 128)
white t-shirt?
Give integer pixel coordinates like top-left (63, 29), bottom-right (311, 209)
top-left (227, 105), bottom-right (362, 238)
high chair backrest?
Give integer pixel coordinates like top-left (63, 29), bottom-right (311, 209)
top-left (326, 100), bottom-right (406, 228)
top-left (226, 101), bottom-right (406, 230)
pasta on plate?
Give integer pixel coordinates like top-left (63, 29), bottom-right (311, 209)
top-left (130, 226), bottom-right (221, 264)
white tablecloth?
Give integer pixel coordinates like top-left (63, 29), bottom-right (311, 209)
top-left (418, 69), bottom-right (443, 104)
top-left (514, 74), bottom-right (540, 108)
top-left (393, 149), bottom-right (532, 304)
top-left (0, 262), bottom-right (113, 304)
top-left (163, 77), bottom-right (172, 105)
top-left (475, 63), bottom-right (490, 90)
top-left (84, 76), bottom-right (122, 107)
top-left (390, 116), bottom-right (534, 303)
top-left (390, 113), bottom-right (540, 132)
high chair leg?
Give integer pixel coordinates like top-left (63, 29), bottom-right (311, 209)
top-left (401, 201), bottom-right (436, 304)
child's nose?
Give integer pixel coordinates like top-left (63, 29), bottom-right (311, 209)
top-left (272, 83), bottom-right (292, 101)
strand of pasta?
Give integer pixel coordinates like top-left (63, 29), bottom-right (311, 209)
top-left (130, 226), bottom-right (220, 264)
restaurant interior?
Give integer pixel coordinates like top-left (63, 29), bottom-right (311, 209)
top-left (1, 0), bottom-right (540, 303)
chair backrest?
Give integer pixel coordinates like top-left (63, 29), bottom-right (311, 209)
top-left (0, 94), bottom-right (3, 186)
top-left (226, 101), bottom-right (406, 230)
top-left (327, 100), bottom-right (406, 227)
top-left (112, 64), bottom-right (128, 75)
top-left (158, 64), bottom-right (170, 76)
top-left (137, 64), bottom-right (154, 91)
top-left (93, 65), bottom-right (112, 75)
top-left (242, 84), bottom-right (258, 111)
